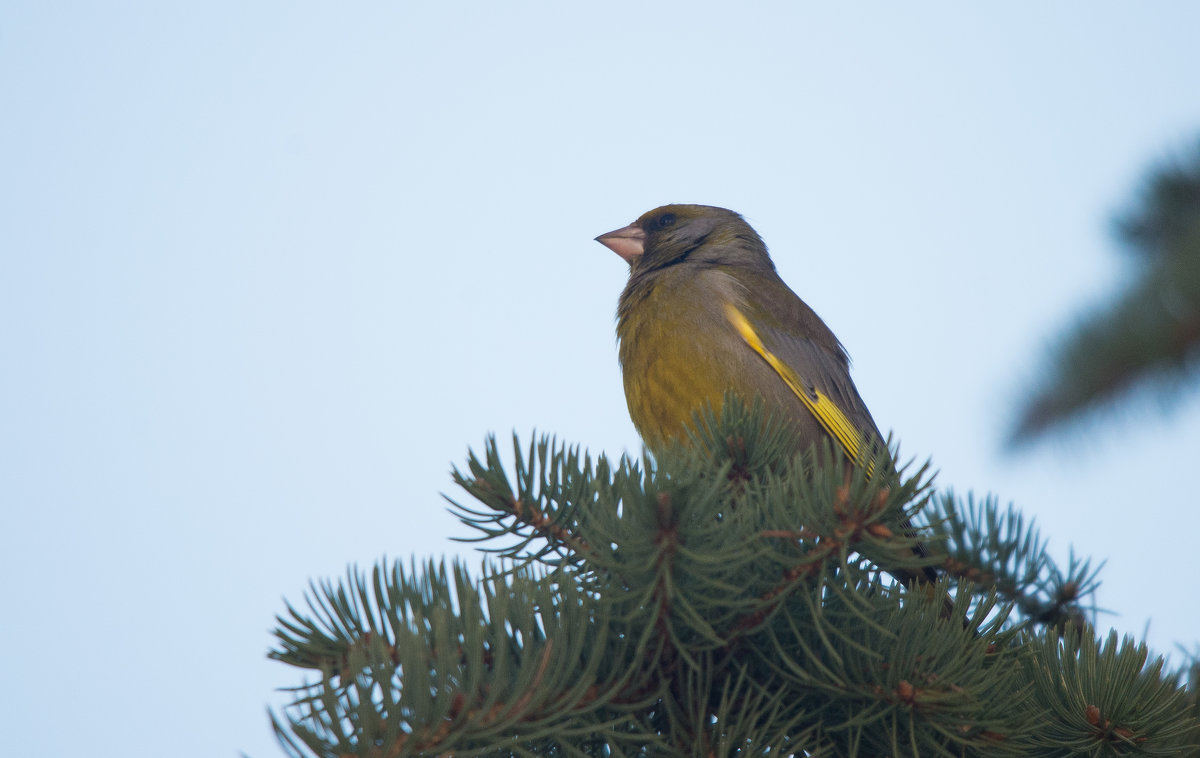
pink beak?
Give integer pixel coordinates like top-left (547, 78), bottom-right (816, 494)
top-left (595, 223), bottom-right (646, 264)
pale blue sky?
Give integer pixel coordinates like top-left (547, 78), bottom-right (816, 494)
top-left (3, 3), bottom-right (1200, 756)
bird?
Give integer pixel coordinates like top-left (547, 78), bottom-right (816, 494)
top-left (596, 203), bottom-right (939, 586)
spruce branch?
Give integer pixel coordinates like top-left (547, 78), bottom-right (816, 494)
top-left (447, 434), bottom-right (604, 567)
top-left (270, 399), bottom-right (1199, 756)
top-left (1011, 139), bottom-right (1200, 442)
top-left (271, 560), bottom-right (663, 757)
top-left (926, 493), bottom-right (1101, 633)
top-left (1023, 631), bottom-right (1198, 756)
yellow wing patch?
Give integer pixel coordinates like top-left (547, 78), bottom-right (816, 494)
top-left (725, 302), bottom-right (869, 466)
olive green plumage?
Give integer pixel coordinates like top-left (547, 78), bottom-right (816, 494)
top-left (597, 204), bottom-right (939, 588)
top-left (599, 203), bottom-right (882, 457)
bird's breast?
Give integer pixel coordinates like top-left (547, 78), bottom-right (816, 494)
top-left (617, 270), bottom-right (753, 451)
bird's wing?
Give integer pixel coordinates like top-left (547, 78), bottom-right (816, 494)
top-left (726, 294), bottom-right (937, 583)
top-left (723, 302), bottom-right (883, 465)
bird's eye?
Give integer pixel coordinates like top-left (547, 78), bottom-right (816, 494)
top-left (655, 213), bottom-right (676, 230)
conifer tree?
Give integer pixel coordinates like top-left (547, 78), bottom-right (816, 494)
top-left (268, 399), bottom-right (1199, 756)
top-left (1011, 140), bottom-right (1200, 443)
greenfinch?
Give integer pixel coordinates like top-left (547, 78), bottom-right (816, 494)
top-left (597, 204), bottom-right (937, 584)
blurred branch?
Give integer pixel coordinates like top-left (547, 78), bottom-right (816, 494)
top-left (1010, 139), bottom-right (1200, 445)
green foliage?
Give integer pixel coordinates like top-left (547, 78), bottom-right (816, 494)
top-left (925, 491), bottom-right (1102, 630)
top-left (1023, 632), bottom-right (1199, 756)
top-left (270, 400), bottom-right (1198, 756)
top-left (1011, 139), bottom-right (1200, 443)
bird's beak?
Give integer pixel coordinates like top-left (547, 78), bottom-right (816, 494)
top-left (595, 223), bottom-right (645, 265)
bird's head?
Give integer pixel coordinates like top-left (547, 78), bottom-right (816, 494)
top-left (596, 204), bottom-right (772, 275)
